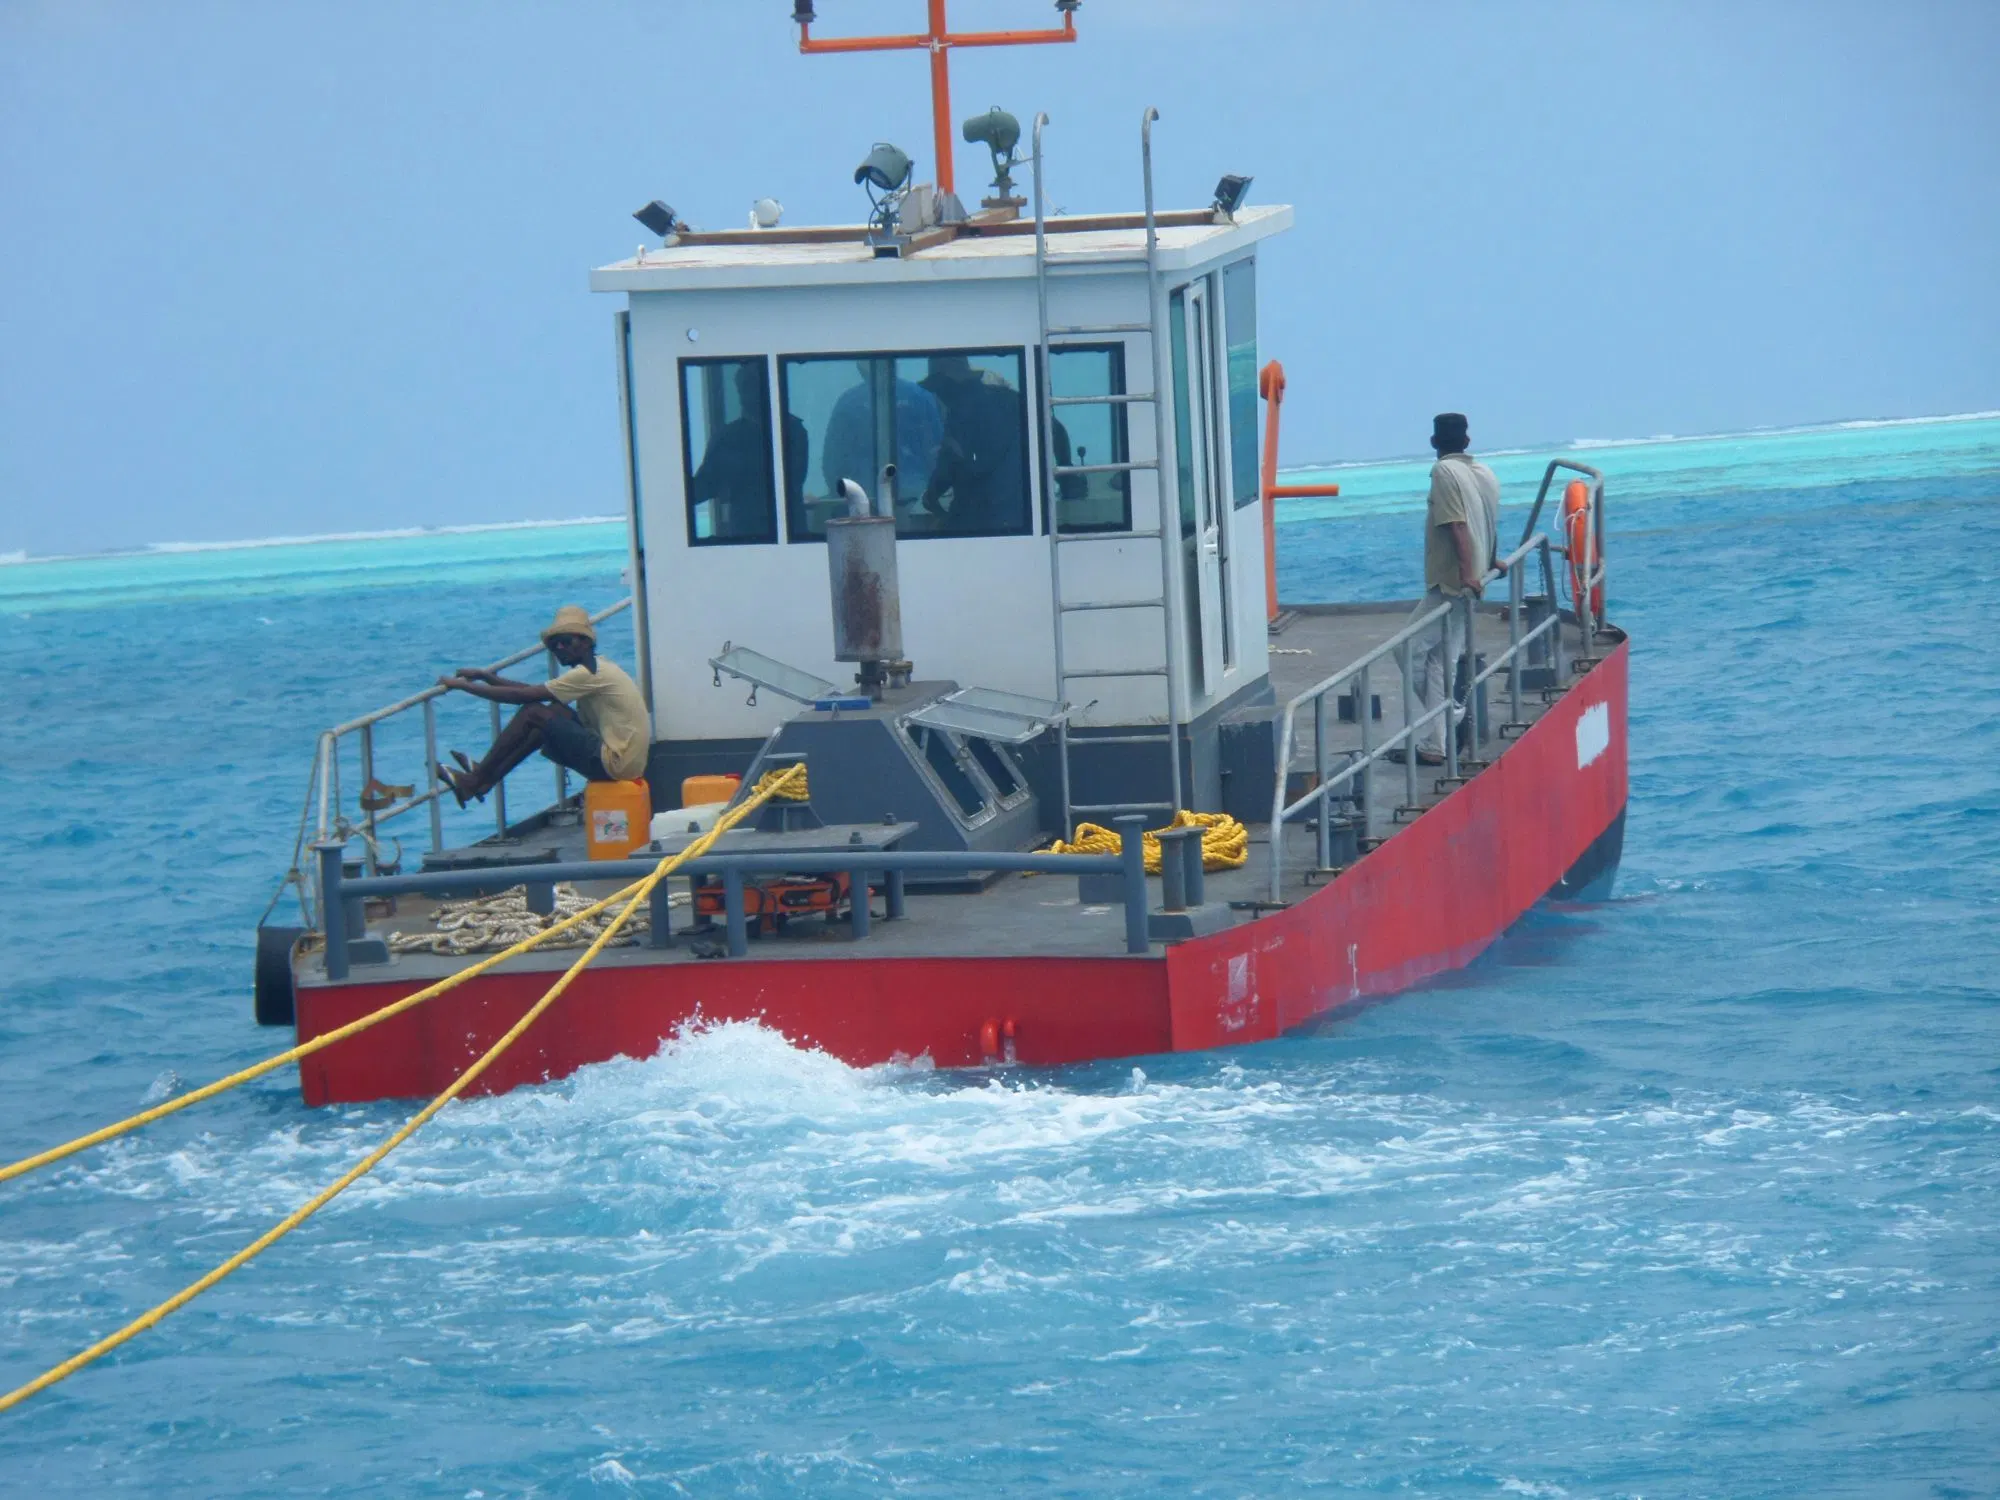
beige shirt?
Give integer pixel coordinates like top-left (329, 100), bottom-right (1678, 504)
top-left (1423, 452), bottom-right (1500, 595)
top-left (546, 657), bottom-right (652, 780)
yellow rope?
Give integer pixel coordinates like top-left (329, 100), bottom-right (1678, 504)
top-left (753, 764), bottom-right (809, 800)
top-left (1050, 810), bottom-right (1250, 874)
top-left (0, 762), bottom-right (804, 1413)
top-left (1, 879), bottom-right (642, 1185)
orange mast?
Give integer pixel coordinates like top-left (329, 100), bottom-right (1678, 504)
top-left (794, 1), bottom-right (1079, 197)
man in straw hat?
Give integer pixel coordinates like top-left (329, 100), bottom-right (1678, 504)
top-left (433, 605), bottom-right (651, 806)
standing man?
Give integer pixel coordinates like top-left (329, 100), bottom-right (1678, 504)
top-left (1398, 412), bottom-right (1501, 765)
top-left (434, 605), bottom-right (651, 805)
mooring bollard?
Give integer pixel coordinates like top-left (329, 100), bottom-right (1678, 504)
top-left (850, 869), bottom-right (871, 938)
top-left (649, 878), bottom-right (675, 949)
top-left (1157, 825), bottom-right (1197, 913)
top-left (315, 841), bottom-right (349, 981)
top-left (722, 868), bottom-right (748, 958)
top-left (1182, 823), bottom-right (1206, 906)
top-left (1114, 814), bottom-right (1149, 954)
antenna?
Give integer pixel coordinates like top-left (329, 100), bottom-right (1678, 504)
top-left (792, 2), bottom-right (1080, 197)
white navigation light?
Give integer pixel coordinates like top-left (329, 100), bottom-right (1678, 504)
top-left (1212, 174), bottom-right (1253, 218)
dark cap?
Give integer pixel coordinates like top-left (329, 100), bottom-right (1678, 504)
top-left (1431, 412), bottom-right (1470, 451)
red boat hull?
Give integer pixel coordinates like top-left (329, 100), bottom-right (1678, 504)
top-left (294, 644), bottom-right (1629, 1105)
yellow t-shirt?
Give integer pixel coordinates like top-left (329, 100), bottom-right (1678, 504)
top-left (546, 657), bottom-right (652, 780)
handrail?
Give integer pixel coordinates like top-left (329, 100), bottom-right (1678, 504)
top-left (1518, 458), bottom-right (1608, 651)
top-left (1264, 533), bottom-right (1570, 902)
top-left (321, 822), bottom-right (1157, 962)
top-left (268, 597), bottom-right (634, 928)
top-left (324, 597), bottom-right (632, 739)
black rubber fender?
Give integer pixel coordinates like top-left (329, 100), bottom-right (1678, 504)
top-left (254, 925), bottom-right (306, 1027)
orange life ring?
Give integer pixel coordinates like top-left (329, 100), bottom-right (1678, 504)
top-left (1561, 479), bottom-right (1604, 617)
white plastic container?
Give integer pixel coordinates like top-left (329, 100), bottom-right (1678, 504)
top-left (649, 801), bottom-right (725, 845)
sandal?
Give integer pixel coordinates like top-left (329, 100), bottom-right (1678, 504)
top-left (435, 762), bottom-right (480, 809)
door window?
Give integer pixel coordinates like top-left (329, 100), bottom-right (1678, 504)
top-left (1222, 258), bottom-right (1260, 508)
top-left (1045, 344), bottom-right (1131, 534)
top-left (678, 357), bottom-right (785, 546)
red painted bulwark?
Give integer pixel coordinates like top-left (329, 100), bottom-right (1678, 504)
top-left (297, 957), bottom-right (1172, 1106)
top-left (294, 645), bottom-right (1628, 1104)
top-left (1165, 644), bottom-right (1628, 1050)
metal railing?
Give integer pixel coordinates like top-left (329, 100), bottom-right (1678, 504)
top-left (274, 598), bottom-right (632, 924)
top-left (1519, 458), bottom-right (1608, 652)
top-left (1264, 531), bottom-right (1575, 903)
top-left (313, 813), bottom-right (1158, 972)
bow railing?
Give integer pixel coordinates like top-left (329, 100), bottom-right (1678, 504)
top-left (266, 598), bottom-right (632, 926)
top-left (1264, 532), bottom-right (1576, 904)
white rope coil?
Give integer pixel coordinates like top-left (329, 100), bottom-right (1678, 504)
top-left (388, 883), bottom-right (688, 956)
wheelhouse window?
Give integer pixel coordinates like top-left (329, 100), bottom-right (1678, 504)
top-left (779, 348), bottom-right (1031, 541)
top-left (1046, 344), bottom-right (1132, 534)
top-left (1223, 258), bottom-right (1260, 508)
top-left (679, 357), bottom-right (789, 546)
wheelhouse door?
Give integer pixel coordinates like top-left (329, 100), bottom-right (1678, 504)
top-left (1171, 280), bottom-right (1229, 699)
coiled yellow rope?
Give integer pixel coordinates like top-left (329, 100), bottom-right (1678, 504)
top-left (0, 762), bottom-right (805, 1413)
top-left (753, 764), bottom-right (809, 800)
top-left (1050, 810), bottom-right (1249, 873)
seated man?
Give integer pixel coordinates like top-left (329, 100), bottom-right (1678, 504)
top-left (435, 605), bottom-right (651, 805)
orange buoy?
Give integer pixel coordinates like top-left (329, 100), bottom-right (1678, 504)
top-left (1561, 479), bottom-right (1604, 618)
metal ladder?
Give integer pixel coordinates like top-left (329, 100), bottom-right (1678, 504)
top-left (1031, 107), bottom-right (1184, 839)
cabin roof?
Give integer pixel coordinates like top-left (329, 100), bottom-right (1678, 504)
top-left (590, 203), bottom-right (1292, 293)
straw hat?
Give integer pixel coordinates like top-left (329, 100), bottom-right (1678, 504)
top-left (540, 605), bottom-right (596, 644)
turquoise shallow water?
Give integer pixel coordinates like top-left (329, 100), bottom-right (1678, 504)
top-left (1, 418), bottom-right (1998, 1496)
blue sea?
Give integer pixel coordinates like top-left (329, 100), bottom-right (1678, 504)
top-left (2, 416), bottom-right (1997, 1497)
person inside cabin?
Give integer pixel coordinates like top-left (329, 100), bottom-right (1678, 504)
top-left (433, 605), bottom-right (651, 806)
top-left (1394, 412), bottom-right (1503, 766)
top-left (821, 359), bottom-right (941, 507)
top-left (692, 361), bottom-right (807, 529)
top-left (919, 354), bottom-right (1028, 533)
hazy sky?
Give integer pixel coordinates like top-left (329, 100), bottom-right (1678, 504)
top-left (3, 1), bottom-right (1995, 556)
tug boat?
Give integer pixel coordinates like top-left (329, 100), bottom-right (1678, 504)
top-left (256, 4), bottom-right (1627, 1106)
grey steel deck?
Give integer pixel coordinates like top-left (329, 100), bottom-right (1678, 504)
top-left (306, 599), bottom-right (1592, 986)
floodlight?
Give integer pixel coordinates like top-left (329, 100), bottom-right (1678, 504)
top-left (1211, 174), bottom-right (1253, 218)
top-left (632, 200), bottom-right (684, 238)
top-left (1055, 0), bottom-right (1081, 13)
top-left (854, 143), bottom-right (913, 194)
top-left (962, 106), bottom-right (1022, 198)
top-left (791, 3), bottom-right (816, 23)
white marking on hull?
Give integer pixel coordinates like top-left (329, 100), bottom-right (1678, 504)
top-left (1576, 701), bottom-right (1610, 768)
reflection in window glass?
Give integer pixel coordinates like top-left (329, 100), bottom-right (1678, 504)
top-left (1223, 259), bottom-right (1260, 508)
top-left (679, 358), bottom-right (790, 545)
top-left (780, 349), bottom-right (1030, 540)
top-left (1169, 287), bottom-right (1196, 539)
top-left (1046, 345), bottom-right (1131, 533)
